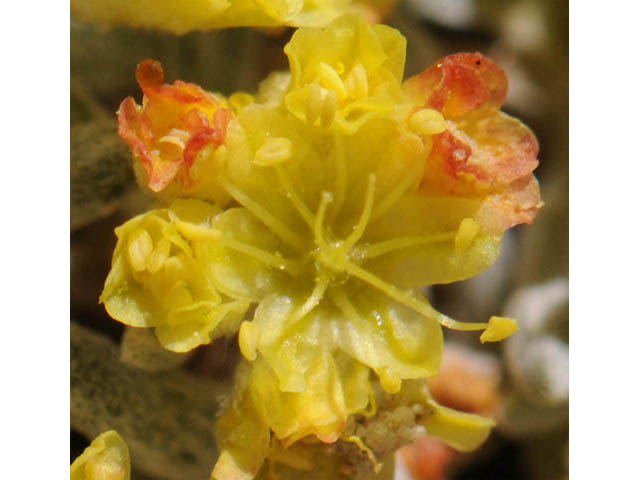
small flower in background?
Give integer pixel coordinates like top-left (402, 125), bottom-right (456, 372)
top-left (102, 13), bottom-right (541, 480)
top-left (71, 430), bottom-right (130, 480)
top-left (70, 0), bottom-right (399, 34)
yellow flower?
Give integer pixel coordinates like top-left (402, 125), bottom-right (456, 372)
top-left (100, 199), bottom-right (249, 352)
top-left (71, 0), bottom-right (352, 34)
top-left (284, 14), bottom-right (406, 133)
top-left (70, 431), bottom-right (130, 480)
top-left (205, 64), bottom-right (520, 475)
top-left (105, 19), bottom-right (542, 480)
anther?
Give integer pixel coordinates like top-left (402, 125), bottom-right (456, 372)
top-left (409, 108), bottom-right (447, 136)
top-left (254, 137), bottom-right (293, 166)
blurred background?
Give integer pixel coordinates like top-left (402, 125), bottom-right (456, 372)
top-left (71, 1), bottom-right (568, 478)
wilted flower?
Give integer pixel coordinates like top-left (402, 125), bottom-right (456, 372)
top-left (118, 59), bottom-right (233, 203)
top-left (104, 14), bottom-right (540, 480)
top-left (403, 52), bottom-right (542, 233)
top-left (70, 430), bottom-right (130, 480)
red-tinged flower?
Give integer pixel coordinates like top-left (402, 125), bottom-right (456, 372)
top-left (118, 59), bottom-right (233, 193)
top-left (403, 52), bottom-right (542, 232)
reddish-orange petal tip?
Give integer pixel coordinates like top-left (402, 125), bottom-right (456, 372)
top-left (136, 59), bottom-right (165, 89)
top-left (405, 52), bottom-right (508, 118)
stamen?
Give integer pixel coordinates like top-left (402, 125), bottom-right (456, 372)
top-left (409, 108), bottom-right (447, 136)
top-left (344, 174), bottom-right (375, 249)
top-left (158, 128), bottom-right (190, 150)
top-left (200, 229), bottom-right (299, 273)
top-left (275, 165), bottom-right (315, 229)
top-left (362, 384), bottom-right (378, 418)
top-left (362, 232), bottom-right (457, 259)
top-left (344, 436), bottom-right (381, 474)
top-left (314, 191), bottom-right (334, 249)
top-left (254, 137), bottom-right (293, 167)
top-left (316, 62), bottom-right (348, 101)
top-left (218, 177), bottom-right (306, 251)
top-left (291, 274), bottom-right (331, 323)
top-left (321, 88), bottom-right (337, 127)
top-left (307, 83), bottom-right (323, 125)
top-left (307, 82), bottom-right (337, 127)
top-left (127, 229), bottom-right (153, 272)
top-left (328, 134), bottom-right (347, 223)
top-left (479, 316), bottom-right (518, 343)
top-left (343, 260), bottom-right (489, 332)
top-left (345, 63), bottom-right (368, 100)
top-left (369, 157), bottom-right (423, 224)
top-left (238, 321), bottom-right (260, 361)
top-left (147, 237), bottom-right (171, 273)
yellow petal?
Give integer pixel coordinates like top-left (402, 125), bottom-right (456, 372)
top-left (71, 430), bottom-right (130, 480)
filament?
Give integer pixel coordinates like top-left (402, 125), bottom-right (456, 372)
top-left (314, 191), bottom-right (333, 249)
top-left (343, 260), bottom-right (489, 332)
top-left (344, 174), bottom-right (375, 250)
top-left (369, 157), bottom-right (422, 224)
top-left (218, 177), bottom-right (306, 251)
top-left (202, 230), bottom-right (299, 273)
top-left (362, 231), bottom-right (457, 259)
top-left (275, 165), bottom-right (315, 229)
top-left (328, 134), bottom-right (347, 223)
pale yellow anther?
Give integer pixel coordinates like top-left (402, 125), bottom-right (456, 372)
top-left (158, 128), bottom-right (190, 150)
top-left (455, 218), bottom-right (481, 256)
top-left (307, 82), bottom-right (324, 125)
top-left (306, 83), bottom-right (337, 127)
top-left (147, 237), bottom-right (171, 273)
top-left (409, 108), bottom-right (447, 136)
top-left (228, 92), bottom-right (255, 113)
top-left (316, 62), bottom-right (347, 101)
top-left (320, 88), bottom-right (337, 127)
top-left (480, 316), bottom-right (519, 343)
top-left (345, 63), bottom-right (368, 100)
top-left (127, 229), bottom-right (153, 272)
top-left (254, 137), bottom-right (294, 166)
top-left (239, 321), bottom-right (260, 361)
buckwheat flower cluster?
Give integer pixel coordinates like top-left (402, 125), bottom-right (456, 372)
top-left (101, 14), bottom-right (541, 479)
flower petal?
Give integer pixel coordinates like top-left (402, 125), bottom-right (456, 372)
top-left (71, 430), bottom-right (131, 480)
top-left (364, 195), bottom-right (501, 288)
top-left (404, 52), bottom-right (507, 119)
top-left (207, 208), bottom-right (292, 301)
